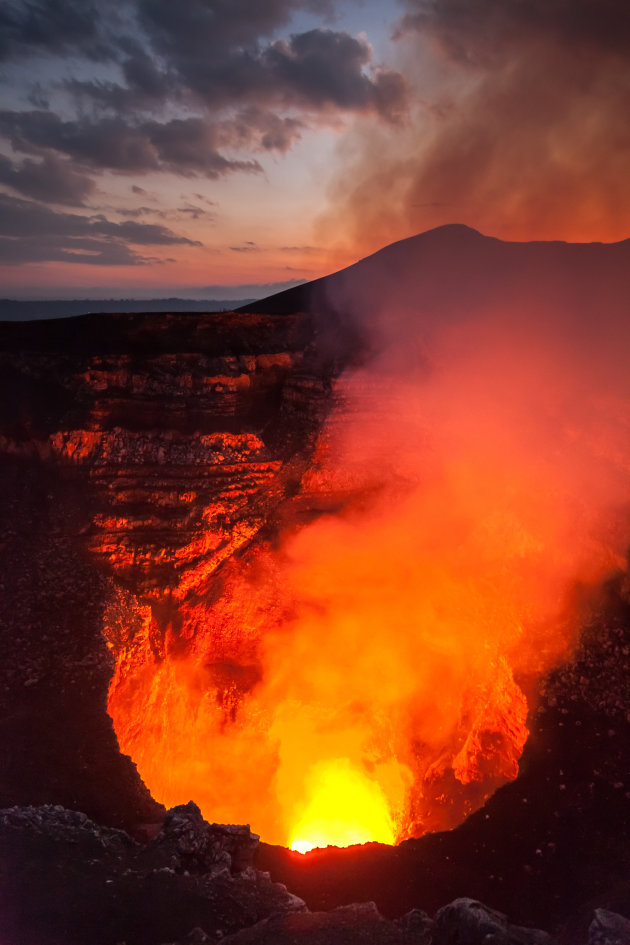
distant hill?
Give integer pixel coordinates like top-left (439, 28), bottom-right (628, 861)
top-left (238, 222), bottom-right (630, 329)
top-left (0, 298), bottom-right (255, 321)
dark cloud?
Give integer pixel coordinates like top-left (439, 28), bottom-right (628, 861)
top-left (230, 242), bottom-right (259, 252)
top-left (0, 0), bottom-right (124, 61)
top-left (144, 117), bottom-right (262, 174)
top-left (65, 40), bottom-right (175, 114)
top-left (176, 205), bottom-right (209, 219)
top-left (3, 2), bottom-right (406, 122)
top-left (0, 0), bottom-right (408, 278)
top-left (120, 43), bottom-right (171, 98)
top-left (0, 110), bottom-right (264, 177)
top-left (136, 0), bottom-right (318, 70)
top-left (0, 110), bottom-right (155, 168)
top-left (0, 192), bottom-right (201, 265)
top-left (26, 82), bottom-right (50, 109)
top-left (321, 0), bottom-right (630, 250)
top-left (0, 0), bottom-right (409, 273)
top-left (0, 153), bottom-right (95, 205)
top-left (0, 235), bottom-right (156, 265)
top-left (89, 217), bottom-right (201, 246)
top-left (227, 107), bottom-right (305, 153)
top-left (60, 27), bottom-right (406, 122)
top-left (261, 29), bottom-right (406, 117)
top-left (280, 245), bottom-right (320, 253)
top-left (115, 205), bottom-right (167, 218)
top-left (135, 2), bottom-right (408, 119)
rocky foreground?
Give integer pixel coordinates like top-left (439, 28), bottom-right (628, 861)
top-left (2, 800), bottom-right (629, 945)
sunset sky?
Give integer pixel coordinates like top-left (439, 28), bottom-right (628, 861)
top-left (1, 0), bottom-right (629, 298)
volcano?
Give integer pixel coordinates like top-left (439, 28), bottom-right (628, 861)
top-left (1, 225), bottom-right (630, 945)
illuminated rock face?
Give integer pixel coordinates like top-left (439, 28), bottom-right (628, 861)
top-left (0, 312), bottom-right (328, 597)
top-left (0, 310), bottom-right (335, 828)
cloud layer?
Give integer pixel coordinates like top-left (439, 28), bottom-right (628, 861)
top-left (3, 0), bottom-right (628, 283)
top-left (0, 191), bottom-right (200, 265)
top-left (0, 0), bottom-right (406, 271)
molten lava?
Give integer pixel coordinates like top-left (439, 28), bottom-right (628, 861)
top-left (289, 759), bottom-right (396, 852)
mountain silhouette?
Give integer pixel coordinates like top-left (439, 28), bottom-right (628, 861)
top-left (239, 223), bottom-right (630, 341)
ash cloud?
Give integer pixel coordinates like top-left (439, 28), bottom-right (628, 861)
top-left (320, 0), bottom-right (630, 249)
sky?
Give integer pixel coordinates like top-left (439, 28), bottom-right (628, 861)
top-left (1, 0), bottom-right (629, 298)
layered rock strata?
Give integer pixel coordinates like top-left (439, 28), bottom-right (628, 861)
top-left (0, 310), bottom-right (343, 828)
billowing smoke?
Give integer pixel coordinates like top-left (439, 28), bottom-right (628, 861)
top-left (107, 227), bottom-right (630, 848)
top-left (318, 0), bottom-right (630, 253)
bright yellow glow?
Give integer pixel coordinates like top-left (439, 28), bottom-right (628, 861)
top-left (289, 758), bottom-right (396, 853)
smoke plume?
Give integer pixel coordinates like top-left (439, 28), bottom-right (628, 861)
top-left (318, 0), bottom-right (630, 253)
top-left (108, 227), bottom-right (630, 847)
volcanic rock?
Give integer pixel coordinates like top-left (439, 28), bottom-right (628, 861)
top-left (0, 801), bottom-right (305, 945)
top-left (0, 308), bottom-right (340, 827)
top-left (588, 909), bottom-right (630, 945)
top-left (211, 901), bottom-right (432, 945)
top-left (433, 898), bottom-right (554, 945)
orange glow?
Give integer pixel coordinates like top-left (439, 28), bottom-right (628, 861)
top-left (105, 297), bottom-right (630, 847)
top-left (289, 759), bottom-right (397, 852)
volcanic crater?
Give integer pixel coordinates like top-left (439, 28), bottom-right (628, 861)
top-left (1, 225), bottom-right (630, 945)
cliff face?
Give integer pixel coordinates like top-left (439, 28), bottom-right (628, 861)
top-left (0, 310), bottom-right (343, 828)
top-left (0, 311), bottom-right (331, 595)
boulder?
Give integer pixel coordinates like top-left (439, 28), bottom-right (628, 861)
top-left (588, 909), bottom-right (630, 945)
top-left (433, 898), bottom-right (555, 945)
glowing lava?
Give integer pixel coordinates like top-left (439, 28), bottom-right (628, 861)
top-left (289, 759), bottom-right (396, 852)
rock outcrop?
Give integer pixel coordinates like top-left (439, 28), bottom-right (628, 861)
top-left (3, 800), bottom-right (629, 945)
top-left (0, 801), bottom-right (305, 945)
top-left (588, 910), bottom-right (630, 945)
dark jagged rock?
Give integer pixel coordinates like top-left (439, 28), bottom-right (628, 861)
top-left (139, 801), bottom-right (260, 876)
top-left (0, 802), bottom-right (305, 945)
top-left (1, 801), bottom-right (557, 945)
top-left (0, 455), bottom-right (164, 830)
top-left (588, 910), bottom-right (630, 945)
top-left (211, 901), bottom-right (432, 945)
top-left (433, 898), bottom-right (555, 945)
